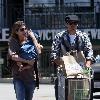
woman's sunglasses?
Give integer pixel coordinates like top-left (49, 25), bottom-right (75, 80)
top-left (19, 28), bottom-right (27, 32)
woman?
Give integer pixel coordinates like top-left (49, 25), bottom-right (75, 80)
top-left (8, 21), bottom-right (43, 100)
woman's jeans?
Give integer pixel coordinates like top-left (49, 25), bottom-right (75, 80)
top-left (13, 79), bottom-right (36, 100)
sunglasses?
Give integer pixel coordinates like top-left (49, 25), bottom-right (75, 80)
top-left (68, 21), bottom-right (78, 25)
top-left (19, 28), bottom-right (27, 32)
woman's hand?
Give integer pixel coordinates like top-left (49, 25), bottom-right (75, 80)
top-left (36, 43), bottom-right (43, 54)
top-left (28, 29), bottom-right (34, 37)
top-left (12, 54), bottom-right (19, 61)
top-left (37, 43), bottom-right (43, 49)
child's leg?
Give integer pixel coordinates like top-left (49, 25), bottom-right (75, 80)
top-left (22, 65), bottom-right (32, 70)
top-left (17, 62), bottom-right (23, 72)
top-left (17, 62), bottom-right (32, 71)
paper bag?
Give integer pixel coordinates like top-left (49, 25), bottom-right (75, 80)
top-left (61, 51), bottom-right (86, 76)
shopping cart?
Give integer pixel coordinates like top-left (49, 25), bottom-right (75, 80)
top-left (56, 68), bottom-right (93, 100)
top-left (68, 78), bottom-right (91, 100)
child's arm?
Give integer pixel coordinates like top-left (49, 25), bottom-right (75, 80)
top-left (17, 62), bottom-right (23, 72)
top-left (17, 62), bottom-right (32, 72)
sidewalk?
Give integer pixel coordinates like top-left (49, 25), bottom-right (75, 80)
top-left (34, 84), bottom-right (55, 100)
top-left (0, 81), bottom-right (99, 100)
top-left (0, 83), bottom-right (56, 100)
top-left (0, 77), bottom-right (53, 84)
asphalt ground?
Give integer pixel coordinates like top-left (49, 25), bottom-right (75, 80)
top-left (0, 83), bottom-right (100, 100)
top-left (0, 83), bottom-right (55, 100)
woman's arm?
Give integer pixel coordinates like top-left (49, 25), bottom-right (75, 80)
top-left (11, 54), bottom-right (35, 66)
top-left (8, 37), bottom-right (35, 65)
top-left (28, 29), bottom-right (43, 54)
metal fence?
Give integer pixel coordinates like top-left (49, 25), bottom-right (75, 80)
top-left (0, 50), bottom-right (10, 78)
top-left (24, 3), bottom-right (96, 29)
top-left (0, 2), bottom-right (100, 77)
top-left (0, 2), bottom-right (98, 29)
top-left (39, 48), bottom-right (55, 77)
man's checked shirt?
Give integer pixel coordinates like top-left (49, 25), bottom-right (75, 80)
top-left (51, 29), bottom-right (94, 62)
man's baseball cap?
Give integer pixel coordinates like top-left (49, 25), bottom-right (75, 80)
top-left (65, 15), bottom-right (79, 23)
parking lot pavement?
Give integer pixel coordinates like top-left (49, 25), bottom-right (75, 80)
top-left (0, 83), bottom-right (56, 100)
top-left (0, 83), bottom-right (16, 100)
top-left (1, 83), bottom-right (100, 100)
top-left (33, 84), bottom-right (56, 100)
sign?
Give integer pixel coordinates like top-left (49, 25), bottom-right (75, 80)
top-left (0, 28), bottom-right (100, 45)
top-left (0, 28), bottom-right (9, 41)
top-left (34, 28), bottom-right (100, 40)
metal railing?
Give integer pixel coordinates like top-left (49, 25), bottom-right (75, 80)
top-left (24, 2), bottom-right (96, 29)
top-left (25, 12), bottom-right (95, 29)
top-left (0, 2), bottom-right (98, 30)
top-left (0, 2), bottom-right (100, 77)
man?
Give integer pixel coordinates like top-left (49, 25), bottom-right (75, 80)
top-left (51, 15), bottom-right (94, 100)
top-left (51, 14), bottom-right (94, 68)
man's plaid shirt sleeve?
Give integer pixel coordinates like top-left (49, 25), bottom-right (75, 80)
top-left (51, 33), bottom-right (61, 60)
top-left (81, 32), bottom-right (94, 61)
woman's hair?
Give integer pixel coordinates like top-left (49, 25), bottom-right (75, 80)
top-left (11, 21), bottom-right (26, 39)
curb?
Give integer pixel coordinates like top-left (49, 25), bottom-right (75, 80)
top-left (0, 77), bottom-right (55, 84)
top-left (0, 78), bottom-right (13, 83)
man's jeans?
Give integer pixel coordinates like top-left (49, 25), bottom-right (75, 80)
top-left (13, 79), bottom-right (36, 100)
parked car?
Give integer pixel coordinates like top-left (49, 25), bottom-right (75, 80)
top-left (91, 55), bottom-right (100, 92)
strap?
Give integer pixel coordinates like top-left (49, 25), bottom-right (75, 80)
top-left (61, 35), bottom-right (70, 52)
top-left (61, 33), bottom-right (80, 53)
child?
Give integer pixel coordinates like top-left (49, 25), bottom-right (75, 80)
top-left (17, 30), bottom-right (43, 71)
